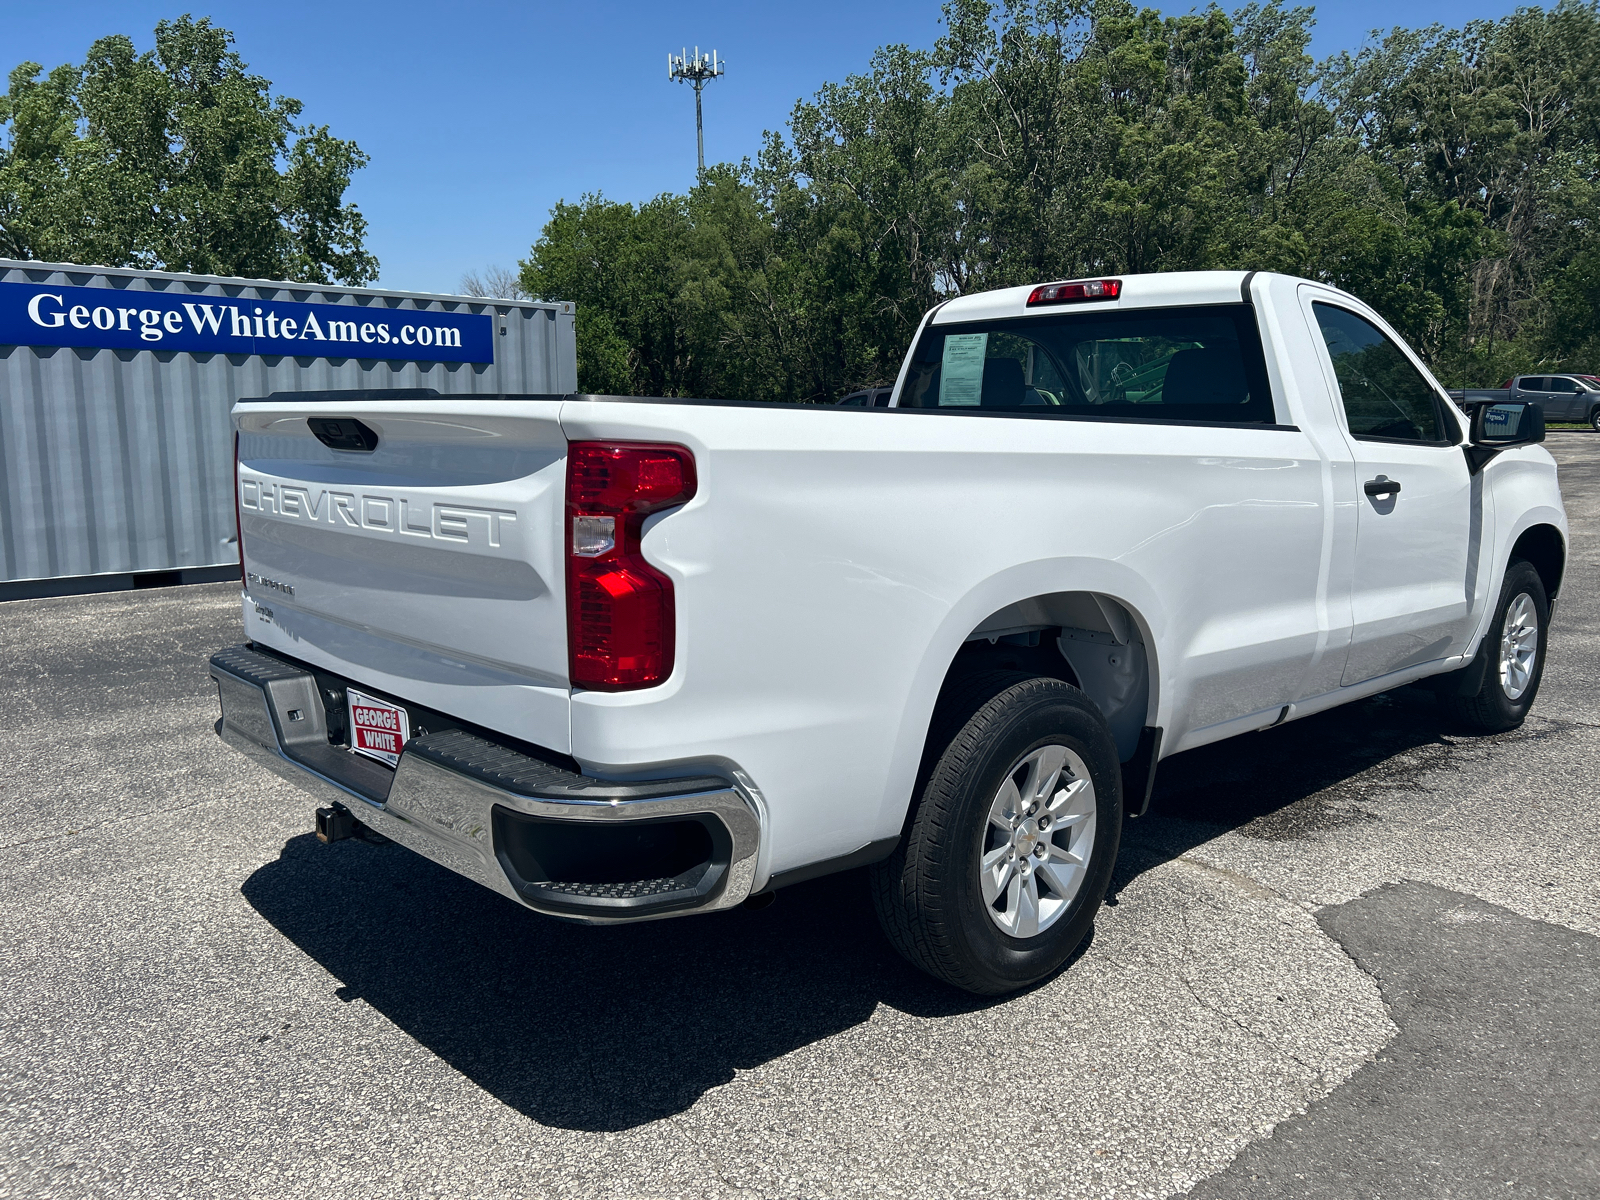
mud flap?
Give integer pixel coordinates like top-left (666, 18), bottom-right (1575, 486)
top-left (1121, 726), bottom-right (1163, 818)
top-left (1423, 639), bottom-right (1492, 698)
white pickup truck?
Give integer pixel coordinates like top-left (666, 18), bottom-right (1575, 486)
top-left (210, 270), bottom-right (1566, 994)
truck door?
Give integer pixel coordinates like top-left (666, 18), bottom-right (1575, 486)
top-left (1515, 377), bottom-right (1554, 422)
top-left (1545, 377), bottom-right (1582, 421)
top-left (1305, 300), bottom-right (1479, 685)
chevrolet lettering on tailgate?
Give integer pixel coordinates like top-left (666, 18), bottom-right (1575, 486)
top-left (240, 476), bottom-right (519, 551)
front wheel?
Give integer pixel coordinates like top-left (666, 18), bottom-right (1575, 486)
top-left (1441, 558), bottom-right (1549, 733)
top-left (1589, 405), bottom-right (1600, 432)
top-left (871, 671), bottom-right (1123, 995)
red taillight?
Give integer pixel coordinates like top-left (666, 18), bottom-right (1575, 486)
top-left (1026, 278), bottom-right (1121, 306)
top-left (565, 442), bottom-right (697, 691)
top-left (233, 431), bottom-right (246, 587)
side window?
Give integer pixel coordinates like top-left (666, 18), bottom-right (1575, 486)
top-left (1311, 304), bottom-right (1450, 443)
top-left (1548, 377), bottom-right (1578, 394)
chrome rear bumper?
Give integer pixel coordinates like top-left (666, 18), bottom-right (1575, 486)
top-left (209, 645), bottom-right (760, 922)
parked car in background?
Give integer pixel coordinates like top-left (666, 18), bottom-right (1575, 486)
top-left (836, 386), bottom-right (893, 407)
top-left (1449, 374), bottom-right (1600, 429)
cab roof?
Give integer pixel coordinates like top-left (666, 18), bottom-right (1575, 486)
top-left (931, 270), bottom-right (1272, 325)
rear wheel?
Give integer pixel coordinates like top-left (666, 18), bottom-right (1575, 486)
top-left (871, 671), bottom-right (1122, 995)
top-left (1441, 559), bottom-right (1548, 733)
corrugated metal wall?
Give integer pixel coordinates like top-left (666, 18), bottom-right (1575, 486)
top-left (0, 260), bottom-right (576, 584)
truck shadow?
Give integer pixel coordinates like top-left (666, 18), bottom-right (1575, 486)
top-left (1113, 684), bottom-right (1460, 895)
top-left (241, 685), bottom-right (1463, 1134)
top-left (241, 832), bottom-right (998, 1133)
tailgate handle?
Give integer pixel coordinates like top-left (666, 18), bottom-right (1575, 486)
top-left (308, 417), bottom-right (379, 453)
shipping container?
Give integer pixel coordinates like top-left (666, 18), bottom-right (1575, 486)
top-left (0, 259), bottom-right (575, 596)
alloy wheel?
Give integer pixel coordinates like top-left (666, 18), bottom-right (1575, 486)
top-left (978, 743), bottom-right (1097, 938)
top-left (1499, 592), bottom-right (1539, 701)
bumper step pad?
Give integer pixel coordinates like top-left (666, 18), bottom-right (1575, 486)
top-left (541, 877), bottom-right (697, 900)
top-left (405, 727), bottom-right (727, 802)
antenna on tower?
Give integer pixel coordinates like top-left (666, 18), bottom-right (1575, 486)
top-left (667, 45), bottom-right (725, 178)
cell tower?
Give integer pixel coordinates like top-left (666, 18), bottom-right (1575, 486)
top-left (668, 47), bottom-right (725, 177)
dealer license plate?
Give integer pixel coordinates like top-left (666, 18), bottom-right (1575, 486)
top-left (347, 687), bottom-right (411, 767)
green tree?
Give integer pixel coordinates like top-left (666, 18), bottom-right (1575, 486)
top-left (1322, 0), bottom-right (1600, 378)
top-left (0, 15), bottom-right (376, 285)
top-left (522, 0), bottom-right (1600, 400)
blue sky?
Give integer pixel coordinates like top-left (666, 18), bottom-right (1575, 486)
top-left (3, 1), bottom-right (1530, 294)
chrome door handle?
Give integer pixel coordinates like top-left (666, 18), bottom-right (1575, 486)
top-left (1364, 477), bottom-right (1401, 498)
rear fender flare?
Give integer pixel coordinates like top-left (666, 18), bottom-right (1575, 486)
top-left (872, 558), bottom-right (1165, 842)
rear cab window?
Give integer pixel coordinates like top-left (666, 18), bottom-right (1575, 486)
top-left (897, 304), bottom-right (1277, 425)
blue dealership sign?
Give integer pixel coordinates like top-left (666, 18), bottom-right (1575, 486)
top-left (0, 280), bottom-right (494, 364)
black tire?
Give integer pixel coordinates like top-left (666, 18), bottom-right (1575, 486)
top-left (871, 670), bottom-right (1123, 995)
top-left (1441, 559), bottom-right (1549, 733)
top-left (1589, 405), bottom-right (1600, 432)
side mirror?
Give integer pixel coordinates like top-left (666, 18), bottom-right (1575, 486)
top-left (1466, 401), bottom-right (1544, 472)
top-left (1472, 400), bottom-right (1544, 446)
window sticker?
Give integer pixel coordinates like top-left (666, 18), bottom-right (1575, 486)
top-left (939, 332), bottom-right (988, 406)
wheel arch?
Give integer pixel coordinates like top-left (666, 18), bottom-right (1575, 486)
top-left (1511, 522), bottom-right (1566, 601)
top-left (872, 560), bottom-right (1165, 843)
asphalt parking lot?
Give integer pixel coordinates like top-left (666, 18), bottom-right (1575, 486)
top-left (3, 436), bottom-right (1597, 1200)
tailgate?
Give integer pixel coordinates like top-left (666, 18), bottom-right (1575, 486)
top-left (234, 396), bottom-right (572, 753)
